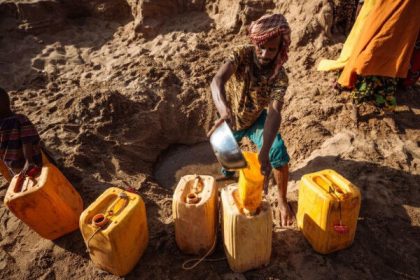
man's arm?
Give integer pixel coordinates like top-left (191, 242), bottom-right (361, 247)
top-left (259, 99), bottom-right (282, 175)
top-left (207, 62), bottom-right (235, 136)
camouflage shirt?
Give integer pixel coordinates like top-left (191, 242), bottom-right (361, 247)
top-left (225, 45), bottom-right (288, 131)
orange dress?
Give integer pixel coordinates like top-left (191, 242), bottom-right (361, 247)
top-left (338, 0), bottom-right (420, 87)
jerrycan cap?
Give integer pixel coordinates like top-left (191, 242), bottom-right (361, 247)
top-left (26, 166), bottom-right (41, 178)
top-left (186, 192), bottom-right (201, 204)
top-left (92, 213), bottom-right (110, 228)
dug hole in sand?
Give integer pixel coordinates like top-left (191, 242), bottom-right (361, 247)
top-left (0, 0), bottom-right (419, 279)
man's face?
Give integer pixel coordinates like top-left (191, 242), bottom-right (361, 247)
top-left (254, 36), bottom-right (281, 66)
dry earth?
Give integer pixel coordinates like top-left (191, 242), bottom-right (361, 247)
top-left (0, 0), bottom-right (419, 279)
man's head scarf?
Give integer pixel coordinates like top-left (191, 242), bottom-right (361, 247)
top-left (248, 14), bottom-right (291, 81)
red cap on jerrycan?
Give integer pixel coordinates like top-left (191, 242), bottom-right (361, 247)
top-left (27, 166), bottom-right (41, 178)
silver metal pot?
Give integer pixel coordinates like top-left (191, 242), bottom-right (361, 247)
top-left (209, 122), bottom-right (247, 170)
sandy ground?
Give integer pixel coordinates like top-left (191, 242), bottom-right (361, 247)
top-left (0, 0), bottom-right (419, 279)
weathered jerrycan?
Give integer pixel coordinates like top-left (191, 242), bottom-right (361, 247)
top-left (297, 169), bottom-right (361, 254)
top-left (238, 151), bottom-right (264, 214)
top-left (221, 184), bottom-right (272, 273)
top-left (80, 187), bottom-right (148, 276)
top-left (173, 175), bottom-right (218, 255)
top-left (4, 163), bottom-right (83, 240)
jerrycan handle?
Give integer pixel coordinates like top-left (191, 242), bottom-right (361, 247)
top-left (317, 174), bottom-right (345, 197)
top-left (13, 166), bottom-right (41, 193)
top-left (192, 175), bottom-right (204, 193)
top-left (107, 191), bottom-right (129, 217)
top-left (318, 175), bottom-right (350, 234)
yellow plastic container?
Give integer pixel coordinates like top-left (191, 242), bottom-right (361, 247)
top-left (80, 187), bottom-right (148, 276)
top-left (4, 163), bottom-right (83, 240)
top-left (0, 160), bottom-right (12, 182)
top-left (173, 175), bottom-right (218, 255)
top-left (221, 184), bottom-right (272, 273)
top-left (297, 169), bottom-right (361, 254)
top-left (238, 151), bottom-right (264, 214)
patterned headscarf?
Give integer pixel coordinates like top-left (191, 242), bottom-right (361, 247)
top-left (248, 14), bottom-right (291, 81)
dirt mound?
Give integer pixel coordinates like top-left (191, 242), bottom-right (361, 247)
top-left (131, 0), bottom-right (207, 35)
top-left (207, 0), bottom-right (275, 32)
top-left (0, 0), bottom-right (132, 35)
top-left (0, 0), bottom-right (66, 33)
top-left (0, 0), bottom-right (419, 279)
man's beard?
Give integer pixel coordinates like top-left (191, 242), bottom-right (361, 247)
top-left (259, 58), bottom-right (272, 65)
top-left (258, 58), bottom-right (275, 70)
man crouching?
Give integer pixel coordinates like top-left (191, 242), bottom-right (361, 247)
top-left (209, 14), bottom-right (294, 226)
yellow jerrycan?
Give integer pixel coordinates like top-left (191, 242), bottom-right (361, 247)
top-left (173, 175), bottom-right (218, 255)
top-left (297, 169), bottom-right (361, 254)
top-left (4, 163), bottom-right (83, 240)
top-left (238, 151), bottom-right (265, 214)
top-left (80, 187), bottom-right (148, 276)
top-left (221, 184), bottom-right (272, 273)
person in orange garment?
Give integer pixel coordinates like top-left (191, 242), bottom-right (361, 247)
top-left (0, 87), bottom-right (42, 179)
top-left (208, 14), bottom-right (293, 226)
top-left (337, 0), bottom-right (420, 109)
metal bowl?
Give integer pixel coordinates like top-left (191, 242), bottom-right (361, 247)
top-left (209, 122), bottom-right (247, 170)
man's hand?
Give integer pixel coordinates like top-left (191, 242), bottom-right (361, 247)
top-left (258, 149), bottom-right (271, 177)
top-left (19, 160), bottom-right (40, 177)
top-left (207, 107), bottom-right (232, 137)
top-left (20, 160), bottom-right (33, 176)
top-left (259, 149), bottom-right (272, 195)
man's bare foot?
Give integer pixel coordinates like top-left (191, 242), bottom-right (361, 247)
top-left (279, 199), bottom-right (294, 227)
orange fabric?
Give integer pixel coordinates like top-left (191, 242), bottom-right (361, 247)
top-left (338, 0), bottom-right (420, 87)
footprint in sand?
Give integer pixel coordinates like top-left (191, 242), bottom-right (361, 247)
top-left (47, 104), bottom-right (58, 114)
top-left (83, 72), bottom-right (93, 79)
top-left (64, 97), bottom-right (74, 109)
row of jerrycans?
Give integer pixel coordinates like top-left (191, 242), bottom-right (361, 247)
top-left (2, 156), bottom-right (361, 275)
top-left (173, 165), bottom-right (361, 273)
top-left (2, 160), bottom-right (148, 276)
